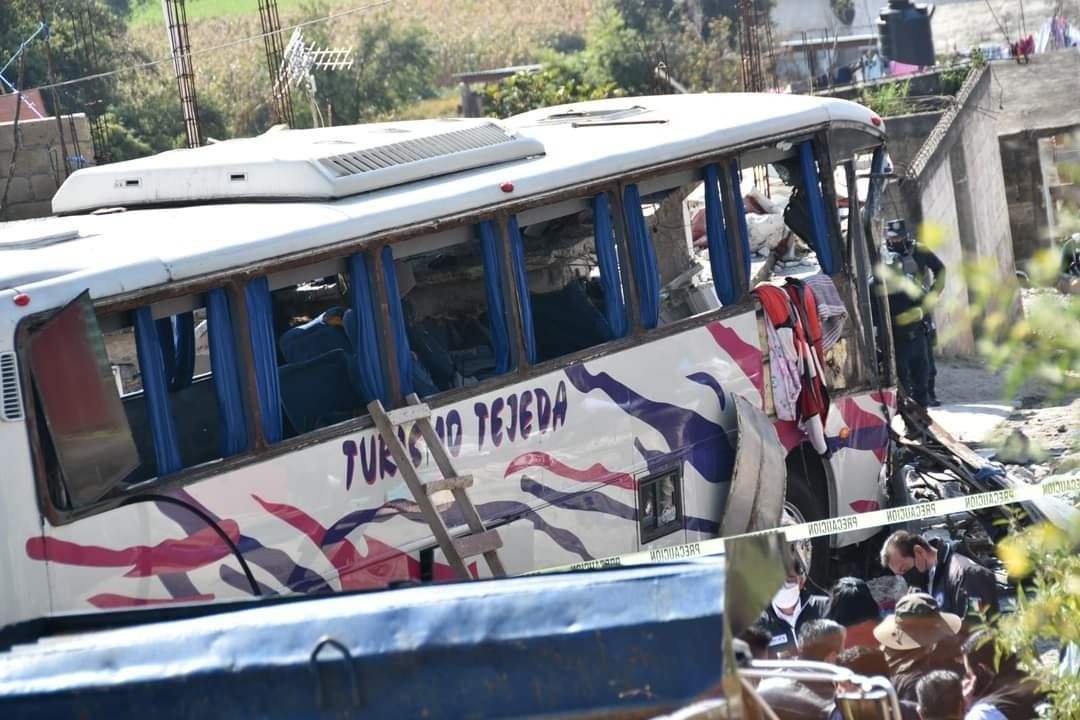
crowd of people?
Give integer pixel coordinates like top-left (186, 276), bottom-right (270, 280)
top-left (740, 530), bottom-right (1046, 720)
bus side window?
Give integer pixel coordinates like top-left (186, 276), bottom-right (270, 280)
top-left (27, 291), bottom-right (139, 508)
top-left (510, 193), bottom-right (628, 363)
top-left (627, 166), bottom-right (750, 328)
top-left (263, 257), bottom-right (378, 438)
top-left (389, 222), bottom-right (514, 398)
top-left (751, 140), bottom-right (843, 283)
top-left (74, 289), bottom-right (247, 489)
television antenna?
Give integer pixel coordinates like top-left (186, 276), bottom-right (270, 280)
top-left (276, 28), bottom-right (353, 128)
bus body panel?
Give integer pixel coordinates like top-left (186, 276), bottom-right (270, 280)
top-left (26, 308), bottom-right (888, 617)
top-left (28, 311), bottom-right (789, 613)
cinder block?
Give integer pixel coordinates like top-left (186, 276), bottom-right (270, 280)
top-left (29, 173), bottom-right (58, 201)
top-left (1, 175), bottom-right (31, 204)
top-left (15, 117), bottom-right (61, 146)
top-left (14, 146), bottom-right (59, 177)
top-left (3, 200), bottom-right (53, 221)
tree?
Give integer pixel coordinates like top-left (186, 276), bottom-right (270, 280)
top-left (482, 60), bottom-right (624, 118)
top-left (299, 8), bottom-right (438, 125)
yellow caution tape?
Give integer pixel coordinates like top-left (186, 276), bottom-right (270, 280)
top-left (522, 472), bottom-right (1080, 576)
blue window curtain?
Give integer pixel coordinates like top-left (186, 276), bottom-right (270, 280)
top-left (798, 141), bottom-right (838, 275)
top-left (155, 312), bottom-right (195, 392)
top-left (348, 252), bottom-right (387, 404)
top-left (704, 164), bottom-right (737, 305)
top-left (476, 220), bottom-right (513, 375)
top-left (244, 277), bottom-right (283, 443)
top-left (728, 159), bottom-right (752, 284)
top-left (622, 184), bottom-right (660, 329)
top-left (507, 216), bottom-right (538, 365)
top-left (133, 307), bottom-right (183, 475)
top-left (591, 193), bottom-right (628, 339)
top-left (205, 289), bottom-right (248, 458)
top-left (380, 246), bottom-right (414, 397)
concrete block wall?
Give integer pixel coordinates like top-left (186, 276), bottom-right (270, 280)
top-left (919, 155), bottom-right (976, 355)
top-left (0, 113), bottom-right (94, 221)
top-left (882, 66), bottom-right (1017, 358)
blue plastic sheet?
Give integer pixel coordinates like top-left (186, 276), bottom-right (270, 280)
top-left (622, 184), bottom-right (660, 329)
top-left (244, 277), bottom-right (283, 443)
top-left (348, 253), bottom-right (387, 404)
top-left (477, 221), bottom-right (512, 374)
top-left (507, 216), bottom-right (538, 365)
top-left (133, 307), bottom-right (183, 475)
top-left (799, 141), bottom-right (837, 275)
top-left (381, 246), bottom-right (414, 397)
top-left (704, 164), bottom-right (737, 305)
top-left (155, 313), bottom-right (195, 392)
top-left (592, 193), bottom-right (628, 338)
top-left (205, 288), bottom-right (248, 458)
top-left (729, 159), bottom-right (752, 284)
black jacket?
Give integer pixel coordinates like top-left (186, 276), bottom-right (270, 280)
top-left (925, 539), bottom-right (1000, 624)
top-left (754, 590), bottom-right (831, 659)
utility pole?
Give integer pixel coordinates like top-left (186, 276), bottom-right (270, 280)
top-left (736, 0), bottom-right (776, 195)
top-left (161, 0), bottom-right (201, 148)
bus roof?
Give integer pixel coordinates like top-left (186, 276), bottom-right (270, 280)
top-left (0, 93), bottom-right (880, 317)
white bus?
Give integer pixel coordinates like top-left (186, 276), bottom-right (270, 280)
top-left (0, 94), bottom-right (894, 637)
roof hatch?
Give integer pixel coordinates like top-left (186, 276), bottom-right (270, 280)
top-left (52, 118), bottom-right (545, 214)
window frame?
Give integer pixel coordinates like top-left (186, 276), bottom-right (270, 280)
top-left (19, 121), bottom-right (886, 526)
top-left (638, 466), bottom-right (684, 544)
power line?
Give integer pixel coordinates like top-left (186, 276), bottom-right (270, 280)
top-left (23, 0), bottom-right (394, 94)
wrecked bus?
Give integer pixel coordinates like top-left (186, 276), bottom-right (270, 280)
top-left (0, 93), bottom-right (893, 635)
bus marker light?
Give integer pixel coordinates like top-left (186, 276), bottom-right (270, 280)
top-left (871, 116), bottom-right (881, 127)
top-left (13, 293), bottom-right (30, 307)
top-left (839, 427), bottom-right (850, 440)
top-left (500, 182), bottom-right (514, 193)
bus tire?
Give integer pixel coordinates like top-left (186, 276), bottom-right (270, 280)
top-left (783, 462), bottom-right (832, 592)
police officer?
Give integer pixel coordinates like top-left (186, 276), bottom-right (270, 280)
top-left (882, 220), bottom-right (945, 407)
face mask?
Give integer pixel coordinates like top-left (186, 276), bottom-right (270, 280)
top-left (903, 565), bottom-right (929, 590)
top-left (773, 581), bottom-right (801, 610)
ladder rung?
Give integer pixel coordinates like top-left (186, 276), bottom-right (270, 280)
top-left (452, 529), bottom-right (503, 559)
top-left (423, 475), bottom-right (473, 495)
top-left (384, 403), bottom-right (431, 426)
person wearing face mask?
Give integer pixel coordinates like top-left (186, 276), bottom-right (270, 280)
top-left (880, 530), bottom-right (999, 629)
top-left (752, 558), bottom-right (830, 659)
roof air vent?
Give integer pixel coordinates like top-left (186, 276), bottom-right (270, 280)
top-left (1, 352), bottom-right (24, 422)
top-left (51, 118), bottom-right (545, 214)
top-left (317, 122), bottom-right (519, 178)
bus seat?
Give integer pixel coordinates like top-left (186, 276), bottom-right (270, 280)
top-left (278, 307), bottom-right (351, 365)
top-left (530, 279), bottom-right (614, 362)
top-left (343, 307), bottom-right (447, 397)
top-left (278, 348), bottom-right (363, 434)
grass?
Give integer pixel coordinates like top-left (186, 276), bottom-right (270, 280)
top-left (128, 0), bottom-right (309, 27)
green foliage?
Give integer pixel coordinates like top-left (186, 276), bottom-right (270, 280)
top-left (859, 79), bottom-right (913, 117)
top-left (938, 64), bottom-right (971, 96)
top-left (964, 247), bottom-right (1080, 399)
top-left (481, 0), bottom-right (742, 116)
top-left (482, 60), bottom-right (624, 118)
top-left (299, 6), bottom-right (437, 124)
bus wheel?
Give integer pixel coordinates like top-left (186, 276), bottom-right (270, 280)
top-left (782, 470), bottom-right (832, 591)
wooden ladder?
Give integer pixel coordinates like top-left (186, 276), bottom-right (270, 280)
top-left (367, 393), bottom-right (506, 580)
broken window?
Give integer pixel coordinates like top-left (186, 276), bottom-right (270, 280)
top-left (510, 194), bottom-right (628, 363)
top-left (28, 291), bottom-right (139, 508)
top-left (391, 222), bottom-right (515, 397)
